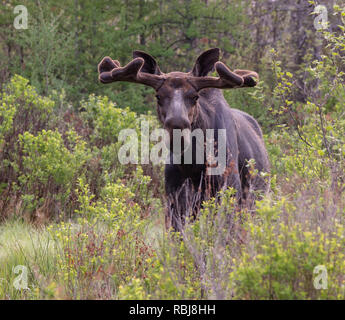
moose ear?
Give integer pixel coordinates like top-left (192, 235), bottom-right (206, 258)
top-left (191, 48), bottom-right (220, 77)
top-left (133, 50), bottom-right (162, 75)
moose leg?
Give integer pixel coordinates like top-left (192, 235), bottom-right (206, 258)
top-left (220, 158), bottom-right (242, 201)
top-left (225, 173), bottom-right (242, 201)
top-left (165, 165), bottom-right (197, 232)
top-left (239, 162), bottom-right (269, 209)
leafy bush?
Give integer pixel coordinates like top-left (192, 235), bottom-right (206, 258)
top-left (48, 178), bottom-right (156, 299)
top-left (231, 196), bottom-right (345, 299)
top-left (18, 129), bottom-right (90, 219)
top-left (0, 75), bottom-right (54, 219)
top-left (0, 79), bottom-right (163, 221)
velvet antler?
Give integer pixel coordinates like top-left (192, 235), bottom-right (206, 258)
top-left (98, 50), bottom-right (259, 91)
top-left (189, 61), bottom-right (259, 90)
top-left (98, 56), bottom-right (164, 89)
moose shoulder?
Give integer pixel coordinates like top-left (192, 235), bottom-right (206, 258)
top-left (98, 48), bottom-right (270, 232)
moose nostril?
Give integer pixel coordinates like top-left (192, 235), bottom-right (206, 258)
top-left (165, 117), bottom-right (190, 131)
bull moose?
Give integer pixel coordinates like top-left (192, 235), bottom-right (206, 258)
top-left (98, 48), bottom-right (269, 232)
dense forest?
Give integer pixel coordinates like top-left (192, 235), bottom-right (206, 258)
top-left (0, 0), bottom-right (345, 300)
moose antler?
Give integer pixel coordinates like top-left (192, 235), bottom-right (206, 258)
top-left (98, 56), bottom-right (164, 89)
top-left (189, 61), bottom-right (259, 90)
top-left (98, 51), bottom-right (258, 92)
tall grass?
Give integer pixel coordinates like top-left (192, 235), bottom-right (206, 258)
top-left (0, 219), bottom-right (57, 299)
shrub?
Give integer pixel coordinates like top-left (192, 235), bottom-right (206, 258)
top-left (80, 94), bottom-right (164, 201)
top-left (230, 194), bottom-right (345, 299)
top-left (0, 75), bottom-right (54, 219)
top-left (49, 178), bottom-right (156, 299)
top-left (18, 129), bottom-right (90, 220)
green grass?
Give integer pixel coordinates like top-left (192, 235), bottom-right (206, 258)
top-left (0, 219), bottom-right (57, 299)
top-left (0, 207), bottom-right (165, 300)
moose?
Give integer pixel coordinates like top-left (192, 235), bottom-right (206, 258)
top-left (98, 48), bottom-right (269, 231)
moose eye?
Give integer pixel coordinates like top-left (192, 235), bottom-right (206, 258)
top-left (191, 95), bottom-right (199, 103)
top-left (156, 95), bottom-right (164, 105)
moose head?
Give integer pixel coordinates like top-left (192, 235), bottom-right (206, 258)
top-left (98, 48), bottom-right (258, 140)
